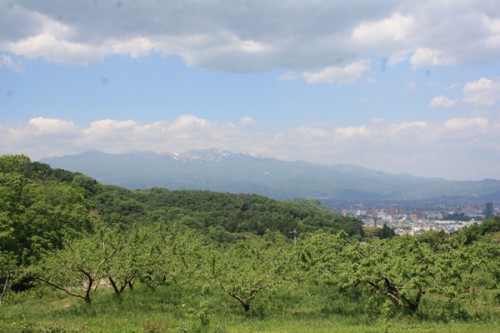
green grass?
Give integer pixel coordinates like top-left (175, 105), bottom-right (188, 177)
top-left (0, 283), bottom-right (498, 333)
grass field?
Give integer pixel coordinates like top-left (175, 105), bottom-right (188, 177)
top-left (1, 283), bottom-right (498, 333)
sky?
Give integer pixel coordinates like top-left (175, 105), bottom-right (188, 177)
top-left (1, 0), bottom-right (500, 181)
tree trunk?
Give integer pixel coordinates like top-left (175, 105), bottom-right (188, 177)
top-left (81, 270), bottom-right (93, 305)
top-left (366, 278), bottom-right (422, 313)
top-left (109, 277), bottom-right (121, 298)
top-left (402, 289), bottom-right (422, 313)
top-left (227, 285), bottom-right (265, 312)
top-left (108, 276), bottom-right (133, 298)
top-left (0, 271), bottom-right (10, 306)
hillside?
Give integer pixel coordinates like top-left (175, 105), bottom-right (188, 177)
top-left (0, 154), bottom-right (363, 255)
top-left (41, 149), bottom-right (500, 202)
top-left (1, 154), bottom-right (499, 333)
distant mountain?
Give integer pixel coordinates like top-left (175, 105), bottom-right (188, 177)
top-left (40, 149), bottom-right (500, 202)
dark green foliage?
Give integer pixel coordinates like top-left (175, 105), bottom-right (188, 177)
top-left (457, 216), bottom-right (500, 244)
top-left (0, 155), bottom-right (33, 175)
top-left (0, 154), bottom-right (362, 275)
top-left (0, 156), bottom-right (95, 266)
top-left (131, 188), bottom-right (364, 239)
top-left (373, 223), bottom-right (396, 239)
top-left (70, 174), bottom-right (100, 198)
top-left (85, 184), bottom-right (364, 240)
top-left (0, 155), bottom-right (79, 184)
top-left (91, 185), bottom-right (147, 226)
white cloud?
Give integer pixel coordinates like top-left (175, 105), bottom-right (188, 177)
top-left (483, 16), bottom-right (500, 47)
top-left (303, 60), bottom-right (371, 85)
top-left (240, 117), bottom-right (256, 126)
top-left (0, 54), bottom-right (23, 71)
top-left (335, 126), bottom-right (370, 138)
top-left (0, 117), bottom-right (81, 158)
top-left (292, 126), bottom-right (329, 138)
top-left (387, 48), bottom-right (412, 66)
top-left (410, 48), bottom-right (454, 69)
top-left (444, 117), bottom-right (488, 130)
top-left (28, 117), bottom-right (79, 135)
top-left (389, 121), bottom-right (429, 132)
top-left (88, 119), bottom-right (137, 131)
top-left (429, 96), bottom-right (457, 107)
top-left (5, 16), bottom-right (97, 65)
top-left (108, 37), bottom-right (154, 58)
top-left (3, 1), bottom-right (500, 73)
top-left (352, 13), bottom-right (415, 44)
top-left (235, 40), bottom-right (270, 54)
top-left (277, 71), bottom-right (298, 81)
top-left (462, 78), bottom-right (500, 107)
top-left (2, 115), bottom-right (500, 180)
top-left (484, 16), bottom-right (500, 34)
top-left (167, 115), bottom-right (210, 132)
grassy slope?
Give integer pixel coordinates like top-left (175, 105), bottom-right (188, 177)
top-left (1, 284), bottom-right (498, 333)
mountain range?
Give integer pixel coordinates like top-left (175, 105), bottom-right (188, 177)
top-left (40, 149), bottom-right (500, 203)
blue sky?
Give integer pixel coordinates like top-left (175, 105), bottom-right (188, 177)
top-left (1, 0), bottom-right (500, 180)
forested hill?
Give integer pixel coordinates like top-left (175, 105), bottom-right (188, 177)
top-left (0, 154), bottom-right (363, 263)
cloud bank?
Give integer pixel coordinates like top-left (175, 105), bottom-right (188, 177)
top-left (1, 115), bottom-right (499, 180)
top-left (2, 1), bottom-right (500, 81)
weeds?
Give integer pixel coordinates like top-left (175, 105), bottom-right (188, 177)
top-left (142, 320), bottom-right (169, 333)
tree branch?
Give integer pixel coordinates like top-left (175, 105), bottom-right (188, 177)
top-left (339, 234), bottom-right (368, 258)
top-left (77, 268), bottom-right (94, 304)
top-left (366, 279), bottom-right (403, 305)
top-left (227, 287), bottom-right (249, 311)
top-left (34, 275), bottom-right (90, 304)
top-left (248, 285), bottom-right (265, 306)
top-left (227, 285), bottom-right (266, 312)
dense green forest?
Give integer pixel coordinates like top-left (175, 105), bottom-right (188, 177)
top-left (0, 155), bottom-right (499, 333)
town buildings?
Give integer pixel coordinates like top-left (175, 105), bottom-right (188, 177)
top-left (335, 201), bottom-right (498, 235)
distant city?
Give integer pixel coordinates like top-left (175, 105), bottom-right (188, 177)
top-left (329, 200), bottom-right (498, 235)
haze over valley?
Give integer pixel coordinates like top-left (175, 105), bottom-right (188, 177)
top-left (41, 149), bottom-right (500, 204)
